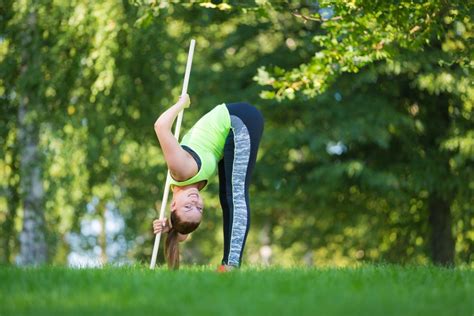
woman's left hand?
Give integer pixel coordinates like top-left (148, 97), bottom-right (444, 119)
top-left (153, 218), bottom-right (170, 234)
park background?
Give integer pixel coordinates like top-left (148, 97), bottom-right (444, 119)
top-left (0, 0), bottom-right (472, 268)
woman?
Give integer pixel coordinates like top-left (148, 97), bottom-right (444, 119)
top-left (153, 94), bottom-right (264, 270)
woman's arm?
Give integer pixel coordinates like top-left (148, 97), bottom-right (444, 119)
top-left (154, 95), bottom-right (197, 180)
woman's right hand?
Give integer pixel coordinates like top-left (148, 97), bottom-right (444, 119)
top-left (154, 94), bottom-right (191, 130)
top-left (176, 94), bottom-right (190, 108)
top-left (153, 218), bottom-right (170, 234)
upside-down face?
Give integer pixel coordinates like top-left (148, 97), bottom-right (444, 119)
top-left (171, 187), bottom-right (203, 225)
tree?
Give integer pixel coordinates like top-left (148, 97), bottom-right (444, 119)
top-left (253, 0), bottom-right (473, 265)
top-left (5, 2), bottom-right (49, 265)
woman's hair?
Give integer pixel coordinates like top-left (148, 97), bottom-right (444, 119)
top-left (164, 210), bottom-right (200, 269)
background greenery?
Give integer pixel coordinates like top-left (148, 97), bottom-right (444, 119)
top-left (0, 0), bottom-right (472, 267)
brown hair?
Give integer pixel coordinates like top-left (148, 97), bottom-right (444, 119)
top-left (164, 211), bottom-right (200, 269)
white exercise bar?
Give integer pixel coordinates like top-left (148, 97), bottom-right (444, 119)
top-left (150, 39), bottom-right (196, 269)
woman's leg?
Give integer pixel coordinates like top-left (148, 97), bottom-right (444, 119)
top-left (218, 102), bottom-right (264, 267)
top-left (218, 153), bottom-right (232, 262)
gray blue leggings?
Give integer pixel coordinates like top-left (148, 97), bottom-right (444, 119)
top-left (218, 103), bottom-right (264, 267)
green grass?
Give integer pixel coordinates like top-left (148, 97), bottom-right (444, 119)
top-left (0, 265), bottom-right (472, 316)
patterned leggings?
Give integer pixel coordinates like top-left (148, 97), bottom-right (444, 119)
top-left (218, 102), bottom-right (264, 267)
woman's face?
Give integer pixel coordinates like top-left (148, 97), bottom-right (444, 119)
top-left (171, 187), bottom-right (204, 223)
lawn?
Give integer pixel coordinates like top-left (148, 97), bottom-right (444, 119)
top-left (1, 265), bottom-right (472, 316)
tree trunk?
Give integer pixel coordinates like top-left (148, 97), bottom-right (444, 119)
top-left (428, 194), bottom-right (455, 266)
top-left (17, 99), bottom-right (47, 265)
top-left (17, 8), bottom-right (48, 265)
top-left (98, 201), bottom-right (108, 265)
top-left (420, 86), bottom-right (455, 266)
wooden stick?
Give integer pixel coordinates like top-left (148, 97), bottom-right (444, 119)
top-left (150, 39), bottom-right (196, 269)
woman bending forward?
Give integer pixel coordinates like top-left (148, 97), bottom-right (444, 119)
top-left (153, 94), bottom-right (264, 270)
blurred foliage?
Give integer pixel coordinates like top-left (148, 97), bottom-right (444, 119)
top-left (0, 0), bottom-right (472, 266)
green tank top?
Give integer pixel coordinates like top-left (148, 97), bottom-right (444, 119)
top-left (170, 103), bottom-right (231, 189)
